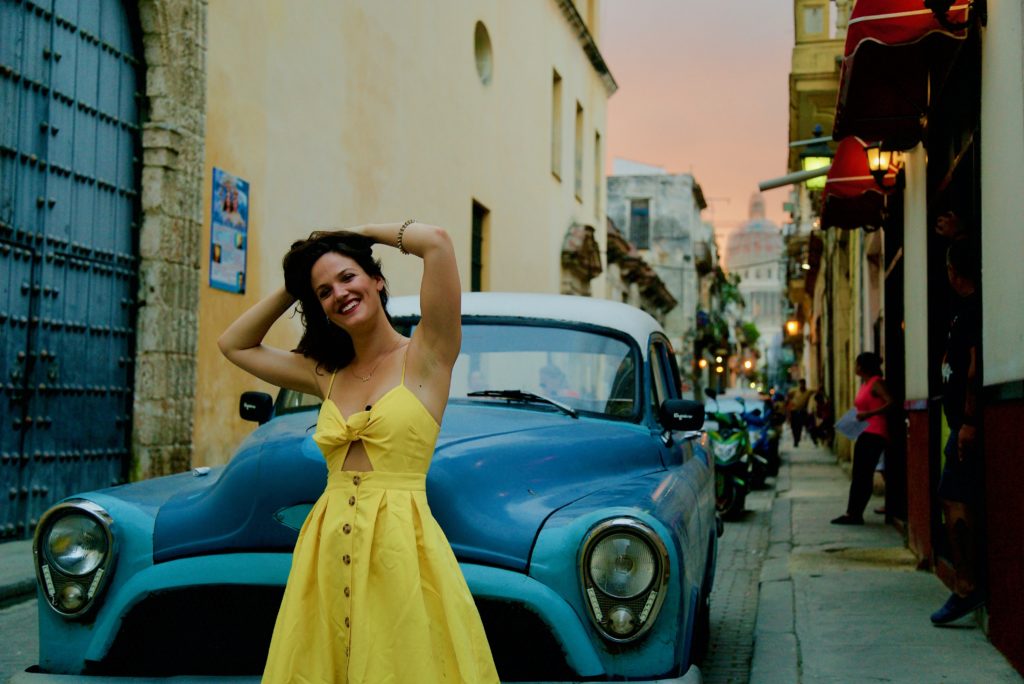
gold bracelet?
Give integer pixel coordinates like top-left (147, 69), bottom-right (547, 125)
top-left (397, 219), bottom-right (415, 255)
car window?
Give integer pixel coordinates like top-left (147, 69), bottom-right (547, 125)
top-left (276, 322), bottom-right (640, 420)
top-left (649, 340), bottom-right (678, 409)
top-left (454, 323), bottom-right (638, 419)
top-left (650, 346), bottom-right (667, 408)
top-left (275, 389), bottom-right (321, 415)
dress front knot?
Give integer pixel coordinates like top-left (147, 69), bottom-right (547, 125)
top-left (313, 403), bottom-right (383, 457)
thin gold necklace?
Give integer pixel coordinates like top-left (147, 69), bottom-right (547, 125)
top-left (348, 339), bottom-right (406, 383)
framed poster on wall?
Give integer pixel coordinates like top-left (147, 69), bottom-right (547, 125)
top-left (209, 167), bottom-right (249, 293)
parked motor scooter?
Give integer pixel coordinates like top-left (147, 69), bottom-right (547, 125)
top-left (742, 407), bottom-right (774, 490)
top-left (704, 390), bottom-right (751, 520)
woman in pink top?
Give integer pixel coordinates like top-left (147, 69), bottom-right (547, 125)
top-left (832, 352), bottom-right (893, 525)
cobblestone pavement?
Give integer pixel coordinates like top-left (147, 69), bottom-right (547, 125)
top-left (701, 487), bottom-right (774, 684)
top-left (0, 598), bottom-right (37, 682)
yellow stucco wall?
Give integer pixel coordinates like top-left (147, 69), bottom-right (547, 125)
top-left (193, 1), bottom-right (611, 466)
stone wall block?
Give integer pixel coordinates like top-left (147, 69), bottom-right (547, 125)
top-left (141, 166), bottom-right (167, 213)
top-left (138, 213), bottom-right (167, 260)
top-left (135, 354), bottom-right (172, 400)
top-left (142, 36), bottom-right (166, 68)
top-left (135, 306), bottom-right (163, 353)
top-left (147, 96), bottom-right (173, 125)
top-left (137, 0), bottom-right (162, 35)
top-left (147, 65), bottom-right (169, 99)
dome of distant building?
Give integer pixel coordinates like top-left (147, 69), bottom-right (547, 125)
top-left (724, 193), bottom-right (783, 271)
top-left (722, 193), bottom-right (785, 332)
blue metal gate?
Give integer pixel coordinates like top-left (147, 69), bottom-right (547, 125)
top-left (1, 0), bottom-right (142, 541)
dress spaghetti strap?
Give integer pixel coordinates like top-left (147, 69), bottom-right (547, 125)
top-left (325, 370), bottom-right (337, 401)
top-left (400, 349), bottom-right (409, 385)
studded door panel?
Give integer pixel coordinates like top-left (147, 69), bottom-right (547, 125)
top-left (0, 0), bottom-right (142, 540)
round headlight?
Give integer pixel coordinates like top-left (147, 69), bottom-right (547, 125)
top-left (588, 533), bottom-right (656, 598)
top-left (607, 605), bottom-right (637, 636)
top-left (58, 583), bottom-right (86, 611)
top-left (46, 514), bottom-right (107, 576)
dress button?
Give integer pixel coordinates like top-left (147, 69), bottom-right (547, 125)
top-left (345, 617), bottom-right (351, 627)
top-left (343, 554), bottom-right (351, 564)
top-left (348, 496), bottom-right (356, 506)
top-left (345, 647), bottom-right (350, 656)
top-left (343, 523), bottom-right (352, 534)
top-left (352, 475), bottom-right (362, 485)
top-left (344, 587), bottom-right (350, 597)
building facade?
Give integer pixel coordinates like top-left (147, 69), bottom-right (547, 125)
top-left (775, 0), bottom-right (1024, 672)
top-left (0, 0), bottom-right (617, 539)
top-left (606, 165), bottom-right (709, 377)
top-left (721, 194), bottom-right (785, 387)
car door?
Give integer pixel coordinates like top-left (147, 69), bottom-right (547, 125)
top-left (649, 336), bottom-right (712, 541)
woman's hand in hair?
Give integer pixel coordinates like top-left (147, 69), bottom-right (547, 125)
top-left (217, 286), bottom-right (321, 396)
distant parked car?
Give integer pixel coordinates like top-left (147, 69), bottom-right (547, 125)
top-left (22, 293), bottom-right (717, 683)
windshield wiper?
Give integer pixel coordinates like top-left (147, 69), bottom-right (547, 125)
top-left (466, 389), bottom-right (578, 419)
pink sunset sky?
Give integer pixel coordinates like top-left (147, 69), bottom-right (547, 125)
top-left (600, 1), bottom-right (794, 233)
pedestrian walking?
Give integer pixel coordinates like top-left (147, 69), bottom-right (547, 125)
top-left (930, 238), bottom-right (985, 625)
top-left (831, 352), bottom-right (892, 525)
top-left (218, 223), bottom-right (499, 682)
top-left (787, 379), bottom-right (814, 447)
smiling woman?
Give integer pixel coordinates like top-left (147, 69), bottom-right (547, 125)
top-left (216, 222), bottom-right (499, 683)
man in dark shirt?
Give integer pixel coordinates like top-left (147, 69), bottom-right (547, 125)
top-left (930, 239), bottom-right (984, 625)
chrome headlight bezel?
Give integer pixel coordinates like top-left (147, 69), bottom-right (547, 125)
top-left (33, 500), bottom-right (116, 619)
top-left (579, 517), bottom-right (670, 643)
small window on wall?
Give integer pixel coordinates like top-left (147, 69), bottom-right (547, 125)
top-left (630, 199), bottom-right (650, 250)
top-left (802, 4), bottom-right (826, 37)
top-left (551, 70), bottom-right (563, 179)
top-left (574, 102), bottom-right (584, 201)
top-left (472, 200), bottom-right (490, 292)
top-left (474, 22), bottom-right (493, 85)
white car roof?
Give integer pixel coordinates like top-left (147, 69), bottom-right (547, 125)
top-left (388, 292), bottom-right (664, 351)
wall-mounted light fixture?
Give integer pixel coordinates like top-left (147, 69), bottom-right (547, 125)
top-left (863, 142), bottom-right (905, 190)
top-left (799, 125), bottom-right (835, 191)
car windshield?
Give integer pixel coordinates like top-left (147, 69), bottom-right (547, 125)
top-left (276, 321), bottom-right (640, 420)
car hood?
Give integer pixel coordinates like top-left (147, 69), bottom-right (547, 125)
top-left (151, 402), bottom-right (663, 571)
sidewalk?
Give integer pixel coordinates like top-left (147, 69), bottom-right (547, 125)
top-left (0, 539), bottom-right (34, 606)
top-left (751, 440), bottom-right (1022, 683)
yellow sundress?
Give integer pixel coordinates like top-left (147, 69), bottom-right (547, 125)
top-left (261, 364), bottom-right (500, 683)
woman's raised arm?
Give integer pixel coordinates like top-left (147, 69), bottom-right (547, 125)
top-left (354, 222), bottom-right (461, 369)
top-left (217, 286), bottom-right (322, 395)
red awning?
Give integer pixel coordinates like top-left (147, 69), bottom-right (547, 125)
top-left (820, 137), bottom-right (896, 230)
top-left (833, 1), bottom-right (971, 146)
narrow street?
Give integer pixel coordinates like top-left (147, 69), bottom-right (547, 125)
top-left (702, 486), bottom-right (773, 684)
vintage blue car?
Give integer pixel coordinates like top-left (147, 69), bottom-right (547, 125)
top-left (22, 293), bottom-right (718, 683)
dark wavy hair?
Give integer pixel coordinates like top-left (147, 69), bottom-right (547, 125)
top-left (856, 352), bottom-right (883, 377)
top-left (282, 230), bottom-right (390, 373)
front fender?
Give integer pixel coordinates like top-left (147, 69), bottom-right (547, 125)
top-left (528, 469), bottom-right (712, 679)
